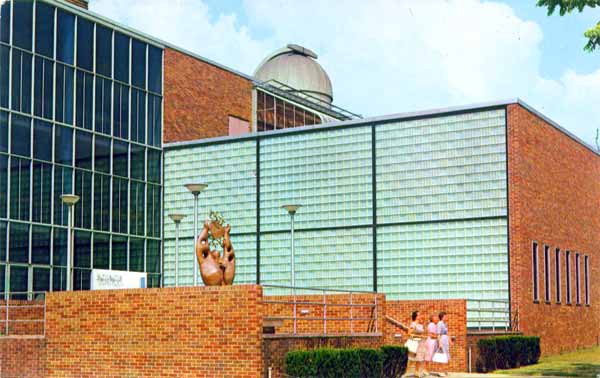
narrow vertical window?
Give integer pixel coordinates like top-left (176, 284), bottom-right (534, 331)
top-left (584, 256), bottom-right (590, 305)
top-left (566, 251), bottom-right (571, 304)
top-left (575, 253), bottom-right (581, 305)
top-left (532, 242), bottom-right (539, 302)
top-left (544, 245), bottom-right (550, 302)
top-left (555, 248), bottom-right (561, 303)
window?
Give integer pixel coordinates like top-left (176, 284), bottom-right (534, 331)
top-left (11, 114), bottom-right (31, 157)
top-left (113, 83), bottom-right (129, 139)
top-left (147, 94), bottom-right (161, 147)
top-left (95, 77), bottom-right (112, 134)
top-left (74, 230), bottom-right (91, 268)
top-left (33, 267), bottom-right (50, 294)
top-left (56, 10), bottom-right (75, 65)
top-left (130, 181), bottom-right (145, 236)
top-left (94, 135), bottom-right (111, 174)
top-left (73, 268), bottom-right (90, 291)
top-left (111, 235), bottom-right (127, 270)
top-left (0, 111), bottom-right (6, 152)
top-left (53, 267), bottom-right (67, 291)
top-left (35, 2), bottom-right (55, 58)
top-left (532, 241), bottom-right (539, 302)
top-left (0, 1), bottom-right (9, 44)
top-left (53, 228), bottom-right (67, 266)
top-left (75, 130), bottom-right (93, 170)
top-left (10, 157), bottom-right (30, 221)
top-left (131, 89), bottom-right (146, 144)
top-left (0, 156), bottom-right (6, 218)
top-left (54, 125), bottom-right (73, 165)
top-left (146, 184), bottom-right (161, 238)
top-left (93, 173), bottom-right (110, 231)
top-left (32, 161), bottom-right (52, 224)
top-left (555, 248), bottom-right (561, 303)
top-left (147, 149), bottom-right (161, 184)
top-left (55, 64), bottom-right (74, 124)
top-left (75, 71), bottom-right (93, 130)
top-left (34, 57), bottom-right (54, 119)
top-left (148, 46), bottom-right (162, 94)
top-left (130, 237), bottom-right (144, 272)
top-left (131, 144), bottom-right (145, 180)
top-left (76, 17), bottom-right (93, 71)
top-left (544, 245), bottom-right (550, 302)
top-left (11, 50), bottom-right (32, 113)
top-left (95, 25), bottom-right (112, 77)
top-left (131, 39), bottom-right (146, 89)
top-left (13, 0), bottom-right (33, 51)
top-left (114, 32), bottom-right (130, 84)
top-left (31, 225), bottom-right (51, 264)
top-left (33, 120), bottom-right (52, 162)
top-left (74, 169), bottom-right (92, 229)
top-left (112, 177), bottom-right (128, 234)
top-left (53, 166), bottom-right (72, 226)
top-left (9, 265), bottom-right (28, 300)
top-left (147, 240), bottom-right (160, 274)
top-left (575, 253), bottom-right (581, 305)
top-left (0, 45), bottom-right (8, 108)
top-left (566, 251), bottom-right (571, 304)
top-left (9, 222), bottom-right (29, 263)
top-left (584, 256), bottom-right (590, 305)
top-left (0, 221), bottom-right (6, 261)
top-left (93, 233), bottom-right (109, 269)
top-left (113, 140), bottom-right (128, 177)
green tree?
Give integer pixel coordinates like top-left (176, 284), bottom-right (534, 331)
top-left (537, 0), bottom-right (600, 51)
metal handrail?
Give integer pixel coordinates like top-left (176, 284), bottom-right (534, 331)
top-left (1, 291), bottom-right (46, 337)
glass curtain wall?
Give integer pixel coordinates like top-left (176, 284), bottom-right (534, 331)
top-left (0, 0), bottom-right (163, 298)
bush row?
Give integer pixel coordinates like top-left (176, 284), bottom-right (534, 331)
top-left (285, 345), bottom-right (408, 378)
top-left (476, 336), bottom-right (541, 372)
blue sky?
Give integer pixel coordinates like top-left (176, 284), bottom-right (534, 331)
top-left (91, 0), bottom-right (600, 148)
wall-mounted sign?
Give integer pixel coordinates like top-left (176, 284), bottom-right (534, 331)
top-left (91, 269), bottom-right (148, 290)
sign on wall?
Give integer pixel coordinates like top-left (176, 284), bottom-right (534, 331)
top-left (91, 269), bottom-right (148, 290)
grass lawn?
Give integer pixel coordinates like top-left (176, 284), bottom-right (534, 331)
top-left (494, 346), bottom-right (600, 377)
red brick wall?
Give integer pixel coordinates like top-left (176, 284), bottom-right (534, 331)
top-left (0, 338), bottom-right (46, 378)
top-left (0, 300), bottom-right (45, 336)
top-left (63, 0), bottom-right (88, 9)
top-left (44, 285), bottom-right (263, 378)
top-left (163, 48), bottom-right (253, 143)
top-left (507, 104), bottom-right (600, 355)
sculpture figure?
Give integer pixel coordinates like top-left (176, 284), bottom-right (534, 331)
top-left (195, 217), bottom-right (236, 286)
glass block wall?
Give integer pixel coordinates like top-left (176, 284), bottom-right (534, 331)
top-left (0, 0), bottom-right (163, 298)
top-left (164, 108), bottom-right (509, 323)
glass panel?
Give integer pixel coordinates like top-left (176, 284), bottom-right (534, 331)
top-left (0, 265), bottom-right (4, 295)
top-left (131, 39), bottom-right (146, 89)
top-left (54, 125), bottom-right (73, 165)
top-left (94, 135), bottom-right (110, 174)
top-left (93, 173), bottom-right (110, 231)
top-left (74, 230), bottom-right (90, 268)
top-left (147, 148), bottom-right (161, 184)
top-left (11, 50), bottom-right (32, 113)
top-left (74, 169), bottom-right (92, 229)
top-left (32, 161), bottom-right (52, 224)
top-left (0, 156), bottom-right (6, 218)
top-left (113, 140), bottom-right (128, 177)
top-left (0, 0), bottom-right (9, 44)
top-left (9, 157), bottom-right (30, 221)
top-left (147, 94), bottom-right (161, 147)
top-left (56, 10), bottom-right (74, 65)
top-left (34, 57), bottom-right (54, 119)
top-left (53, 228), bottom-right (67, 266)
top-left (147, 274), bottom-right (161, 288)
top-left (146, 184), bottom-right (160, 238)
top-left (52, 267), bottom-right (66, 291)
top-left (0, 45), bottom-right (8, 108)
top-left (13, 0), bottom-right (33, 51)
top-left (95, 77), bottom-right (111, 134)
top-left (130, 237), bottom-right (144, 272)
top-left (73, 268), bottom-right (90, 290)
top-left (111, 235), bottom-right (127, 270)
top-left (114, 32), bottom-right (129, 84)
top-left (11, 114), bottom-right (31, 157)
top-left (9, 222), bottom-right (29, 263)
top-left (75, 130), bottom-right (92, 169)
top-left (53, 166), bottom-right (72, 226)
top-left (0, 221), bottom-right (6, 261)
top-left (95, 25), bottom-right (112, 77)
top-left (131, 89), bottom-right (146, 144)
top-left (75, 70), bottom-right (93, 130)
top-left (0, 110), bottom-right (6, 152)
top-left (76, 17), bottom-right (93, 71)
top-left (33, 267), bottom-right (50, 293)
top-left (112, 177), bottom-right (128, 233)
top-left (93, 233), bottom-right (109, 269)
top-left (131, 144), bottom-right (145, 180)
top-left (148, 46), bottom-right (162, 94)
top-left (31, 225), bottom-right (51, 264)
top-left (146, 240), bottom-right (160, 273)
top-left (55, 64), bottom-right (74, 124)
top-left (9, 265), bottom-right (28, 299)
top-left (130, 181), bottom-right (144, 236)
top-left (113, 83), bottom-right (129, 139)
top-left (33, 119), bottom-right (52, 161)
top-left (35, 2), bottom-right (54, 58)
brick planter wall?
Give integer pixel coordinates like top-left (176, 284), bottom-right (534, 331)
top-left (0, 338), bottom-right (46, 378)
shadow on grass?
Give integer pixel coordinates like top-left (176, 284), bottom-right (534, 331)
top-left (516, 363), bottom-right (600, 377)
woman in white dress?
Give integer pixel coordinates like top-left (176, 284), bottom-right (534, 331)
top-left (404, 310), bottom-right (427, 378)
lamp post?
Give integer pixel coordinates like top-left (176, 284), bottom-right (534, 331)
top-left (61, 194), bottom-right (80, 291)
top-left (185, 183), bottom-right (208, 286)
top-left (168, 214), bottom-right (185, 287)
top-left (282, 205), bottom-right (301, 288)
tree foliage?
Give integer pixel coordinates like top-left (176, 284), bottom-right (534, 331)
top-left (537, 0), bottom-right (600, 51)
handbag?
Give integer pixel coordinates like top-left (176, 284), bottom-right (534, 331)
top-left (404, 338), bottom-right (419, 354)
top-left (432, 349), bottom-right (448, 364)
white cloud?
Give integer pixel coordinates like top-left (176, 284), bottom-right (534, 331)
top-left (90, 0), bottom-right (600, 148)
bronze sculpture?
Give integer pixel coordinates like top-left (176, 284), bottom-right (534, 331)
top-left (195, 219), bottom-right (236, 286)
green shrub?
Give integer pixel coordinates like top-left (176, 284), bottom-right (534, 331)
top-left (357, 348), bottom-right (384, 378)
top-left (285, 349), bottom-right (317, 378)
top-left (476, 336), bottom-right (541, 372)
top-left (381, 346), bottom-right (408, 378)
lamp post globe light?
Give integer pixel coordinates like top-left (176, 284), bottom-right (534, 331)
top-left (184, 183), bottom-right (208, 286)
top-left (282, 205), bottom-right (302, 288)
top-left (61, 194), bottom-right (80, 291)
top-left (168, 214), bottom-right (185, 287)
